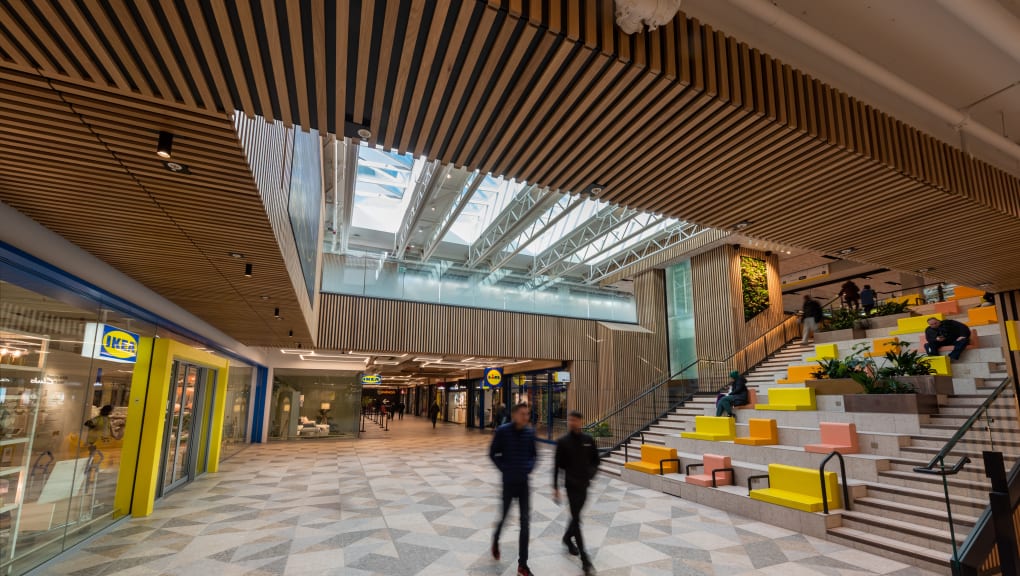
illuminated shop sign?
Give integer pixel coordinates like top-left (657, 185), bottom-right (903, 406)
top-left (82, 323), bottom-right (139, 364)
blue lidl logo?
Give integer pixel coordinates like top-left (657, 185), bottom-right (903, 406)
top-left (484, 368), bottom-right (502, 389)
top-left (100, 327), bottom-right (138, 362)
top-left (361, 374), bottom-right (381, 385)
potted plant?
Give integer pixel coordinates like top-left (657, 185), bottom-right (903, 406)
top-left (876, 340), bottom-right (953, 395)
top-left (816, 308), bottom-right (868, 343)
top-left (805, 342), bottom-right (869, 394)
top-left (829, 343), bottom-right (939, 414)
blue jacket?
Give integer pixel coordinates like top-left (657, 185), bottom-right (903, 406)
top-left (489, 423), bottom-right (538, 485)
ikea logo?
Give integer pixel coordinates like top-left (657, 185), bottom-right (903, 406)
top-left (361, 374), bottom-right (381, 385)
top-left (82, 323), bottom-right (139, 364)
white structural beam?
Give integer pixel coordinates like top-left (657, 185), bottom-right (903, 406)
top-left (466, 184), bottom-right (559, 268)
top-left (336, 138), bottom-right (359, 254)
top-left (532, 215), bottom-right (668, 285)
top-left (586, 222), bottom-right (709, 284)
top-left (421, 170), bottom-right (484, 262)
top-left (530, 205), bottom-right (639, 277)
top-left (485, 194), bottom-right (587, 272)
top-left (394, 160), bottom-right (448, 259)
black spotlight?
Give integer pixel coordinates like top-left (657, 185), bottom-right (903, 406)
top-left (157, 131), bottom-right (174, 159)
top-left (274, 307), bottom-right (280, 319)
top-left (244, 263), bottom-right (253, 278)
top-left (288, 330), bottom-right (293, 338)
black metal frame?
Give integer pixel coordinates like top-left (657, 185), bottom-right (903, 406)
top-left (712, 468), bottom-right (735, 488)
top-left (747, 474), bottom-right (770, 493)
top-left (819, 451), bottom-right (852, 515)
top-left (659, 458), bottom-right (681, 475)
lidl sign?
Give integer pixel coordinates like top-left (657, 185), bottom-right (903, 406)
top-left (483, 367), bottom-right (503, 390)
top-left (361, 374), bottom-right (381, 385)
top-left (82, 323), bottom-right (139, 364)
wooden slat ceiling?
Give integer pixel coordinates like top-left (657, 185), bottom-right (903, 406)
top-left (1, 0), bottom-right (1019, 314)
top-left (0, 70), bottom-right (310, 347)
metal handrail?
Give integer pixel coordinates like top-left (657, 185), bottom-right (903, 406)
top-left (913, 377), bottom-right (1013, 475)
top-left (820, 450), bottom-right (851, 515)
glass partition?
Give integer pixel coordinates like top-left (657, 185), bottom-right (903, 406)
top-left (666, 260), bottom-right (698, 376)
top-left (269, 370), bottom-right (362, 440)
top-left (219, 364), bottom-right (252, 460)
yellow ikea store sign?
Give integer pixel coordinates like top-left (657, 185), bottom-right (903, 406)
top-left (82, 322), bottom-right (139, 364)
top-left (361, 374), bottom-right (381, 385)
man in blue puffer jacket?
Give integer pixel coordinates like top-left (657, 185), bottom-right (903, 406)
top-left (490, 402), bottom-right (538, 576)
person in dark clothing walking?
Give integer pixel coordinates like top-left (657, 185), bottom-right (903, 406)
top-left (490, 403), bottom-right (538, 576)
top-left (397, 401), bottom-right (405, 420)
top-left (840, 280), bottom-right (861, 310)
top-left (554, 411), bottom-right (599, 576)
top-left (801, 295), bottom-right (823, 343)
top-left (925, 317), bottom-right (971, 361)
top-left (860, 284), bottom-right (877, 312)
top-left (429, 401), bottom-right (441, 428)
top-left (716, 371), bottom-right (749, 417)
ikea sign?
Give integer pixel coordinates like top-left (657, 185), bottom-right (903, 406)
top-left (82, 323), bottom-right (139, 364)
top-left (361, 374), bottom-right (381, 385)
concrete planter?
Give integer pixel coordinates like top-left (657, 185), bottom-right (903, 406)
top-left (842, 393), bottom-right (939, 414)
top-left (895, 375), bottom-right (955, 395)
top-left (805, 378), bottom-right (865, 395)
top-left (865, 313), bottom-right (912, 329)
top-left (815, 327), bottom-right (867, 343)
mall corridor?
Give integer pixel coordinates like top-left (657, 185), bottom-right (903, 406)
top-left (33, 418), bottom-right (936, 576)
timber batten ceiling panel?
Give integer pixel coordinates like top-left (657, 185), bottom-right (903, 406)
top-left (1, 0), bottom-right (1020, 294)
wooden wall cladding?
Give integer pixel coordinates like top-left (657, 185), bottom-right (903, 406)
top-left (2, 1), bottom-right (1019, 290)
top-left (319, 269), bottom-right (669, 422)
top-left (0, 70), bottom-right (309, 346)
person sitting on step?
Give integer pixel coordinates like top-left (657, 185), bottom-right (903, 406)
top-left (924, 317), bottom-right (971, 361)
top-left (716, 371), bottom-right (749, 417)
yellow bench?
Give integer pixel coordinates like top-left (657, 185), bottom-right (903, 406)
top-left (967, 306), bottom-right (998, 326)
top-left (624, 444), bottom-right (679, 475)
top-left (865, 337), bottom-right (901, 358)
top-left (681, 416), bottom-right (736, 441)
top-left (749, 463), bottom-right (841, 513)
top-left (734, 418), bottom-right (779, 446)
top-left (805, 344), bottom-right (838, 362)
top-left (925, 355), bottom-right (952, 376)
top-left (777, 365), bottom-right (818, 384)
top-left (950, 286), bottom-right (985, 301)
top-left (1006, 320), bottom-right (1020, 352)
top-left (890, 313), bottom-right (943, 335)
top-left (756, 387), bottom-right (817, 411)
top-left (886, 293), bottom-right (923, 306)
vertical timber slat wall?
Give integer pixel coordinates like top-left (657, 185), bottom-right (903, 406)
top-left (318, 270), bottom-right (668, 423)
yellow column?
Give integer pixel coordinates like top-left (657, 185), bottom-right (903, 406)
top-left (205, 366), bottom-right (230, 473)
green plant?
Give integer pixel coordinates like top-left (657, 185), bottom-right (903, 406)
top-left (740, 256), bottom-right (769, 321)
top-left (812, 342), bottom-right (917, 395)
top-left (823, 307), bottom-right (861, 331)
top-left (588, 421), bottom-right (611, 438)
top-left (858, 377), bottom-right (916, 394)
top-left (812, 343), bottom-right (872, 379)
top-left (878, 340), bottom-right (936, 377)
top-left (871, 299), bottom-right (911, 317)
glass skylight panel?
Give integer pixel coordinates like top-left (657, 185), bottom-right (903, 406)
top-left (351, 145), bottom-right (421, 234)
top-left (586, 216), bottom-right (680, 266)
top-left (443, 174), bottom-right (523, 245)
top-left (522, 197), bottom-right (604, 256)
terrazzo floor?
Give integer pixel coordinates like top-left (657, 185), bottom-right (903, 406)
top-left (34, 416), bottom-right (938, 576)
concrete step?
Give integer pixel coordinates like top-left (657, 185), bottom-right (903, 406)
top-left (826, 527), bottom-right (951, 575)
top-left (861, 481), bottom-right (987, 513)
top-left (852, 496), bottom-right (978, 530)
top-left (840, 510), bottom-right (960, 550)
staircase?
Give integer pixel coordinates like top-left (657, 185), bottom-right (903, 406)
top-left (601, 340), bottom-right (812, 476)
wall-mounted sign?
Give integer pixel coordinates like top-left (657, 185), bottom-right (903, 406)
top-left (552, 371), bottom-right (571, 383)
top-left (361, 374), bottom-right (381, 385)
top-left (483, 367), bottom-right (503, 390)
top-left (82, 323), bottom-right (138, 364)
top-left (781, 264), bottom-right (830, 288)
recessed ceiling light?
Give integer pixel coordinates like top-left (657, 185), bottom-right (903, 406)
top-left (917, 267), bottom-right (933, 274)
top-left (978, 282), bottom-right (993, 288)
top-left (356, 127), bottom-right (372, 140)
top-left (734, 220), bottom-right (752, 230)
top-left (838, 247), bottom-right (856, 255)
top-left (244, 263), bottom-right (253, 278)
top-left (156, 131), bottom-right (173, 158)
top-left (228, 252), bottom-right (245, 259)
top-left (260, 295), bottom-right (270, 300)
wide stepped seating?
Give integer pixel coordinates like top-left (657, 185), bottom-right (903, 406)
top-left (611, 294), bottom-right (1012, 574)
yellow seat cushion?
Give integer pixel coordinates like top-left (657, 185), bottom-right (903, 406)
top-left (865, 337), bottom-right (900, 358)
top-left (925, 355), bottom-right (952, 376)
top-left (966, 306), bottom-right (998, 326)
top-left (805, 344), bottom-right (838, 362)
top-left (734, 418), bottom-right (778, 446)
top-left (890, 313), bottom-right (943, 335)
top-left (777, 365), bottom-right (817, 384)
top-left (749, 463), bottom-right (840, 512)
top-left (885, 293), bottom-right (923, 306)
top-left (624, 444), bottom-right (679, 475)
top-left (1006, 320), bottom-right (1020, 352)
top-left (756, 387), bottom-right (816, 411)
top-left (681, 416), bottom-right (736, 441)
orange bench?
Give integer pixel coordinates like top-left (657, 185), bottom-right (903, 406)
top-left (865, 337), bottom-right (901, 358)
top-left (933, 300), bottom-right (960, 315)
top-left (736, 388), bottom-right (758, 410)
top-left (734, 418), bottom-right (779, 446)
top-left (967, 306), bottom-right (998, 326)
top-left (804, 422), bottom-right (859, 454)
top-left (685, 454), bottom-right (734, 487)
top-left (950, 286), bottom-right (984, 301)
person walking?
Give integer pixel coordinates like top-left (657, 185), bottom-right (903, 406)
top-left (840, 279), bottom-right (861, 310)
top-left (490, 403), bottom-right (538, 576)
top-left (801, 295), bottom-right (823, 343)
top-left (397, 401), bottom-right (405, 420)
top-left (716, 371), bottom-right (749, 417)
top-left (860, 284), bottom-right (877, 313)
top-left (554, 411), bottom-right (599, 576)
top-left (429, 401), bottom-right (441, 428)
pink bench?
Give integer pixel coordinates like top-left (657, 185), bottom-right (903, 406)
top-left (685, 454), bottom-right (734, 487)
top-left (736, 388), bottom-right (758, 410)
top-left (804, 422), bottom-right (859, 454)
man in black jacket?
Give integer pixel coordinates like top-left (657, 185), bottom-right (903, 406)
top-left (490, 403), bottom-right (538, 576)
top-left (716, 371), bottom-right (749, 417)
top-left (801, 295), bottom-right (824, 343)
top-left (554, 411), bottom-right (599, 576)
top-left (925, 317), bottom-right (971, 361)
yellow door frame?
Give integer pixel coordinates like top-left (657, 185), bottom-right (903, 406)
top-left (115, 338), bottom-right (229, 517)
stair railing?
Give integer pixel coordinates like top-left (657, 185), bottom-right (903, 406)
top-left (910, 377), bottom-right (1017, 572)
top-left (819, 450), bottom-right (851, 515)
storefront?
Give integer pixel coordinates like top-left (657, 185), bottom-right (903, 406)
top-left (268, 370), bottom-right (362, 440)
top-left (0, 247), bottom-right (259, 574)
top-left (506, 370), bottom-right (569, 442)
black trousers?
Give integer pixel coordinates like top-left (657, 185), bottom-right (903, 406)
top-left (564, 485), bottom-right (589, 561)
top-left (926, 336), bottom-right (969, 360)
top-left (494, 482), bottom-right (530, 563)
